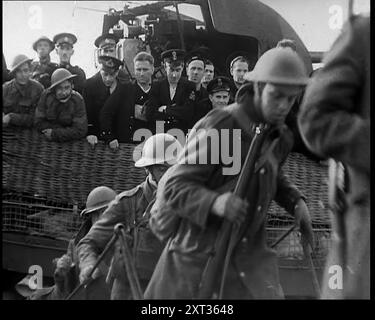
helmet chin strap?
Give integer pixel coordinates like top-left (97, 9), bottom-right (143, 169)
top-left (58, 93), bottom-right (72, 103)
top-left (148, 172), bottom-right (158, 187)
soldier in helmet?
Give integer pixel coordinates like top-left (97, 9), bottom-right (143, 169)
top-left (3, 54), bottom-right (44, 128)
top-left (83, 55), bottom-right (123, 148)
top-left (77, 133), bottom-right (183, 299)
top-left (53, 32), bottom-right (86, 94)
top-left (144, 47), bottom-right (314, 299)
top-left (34, 68), bottom-right (88, 142)
top-left (31, 36), bottom-right (58, 88)
top-left (144, 49), bottom-right (196, 135)
top-left (23, 186), bottom-right (117, 300)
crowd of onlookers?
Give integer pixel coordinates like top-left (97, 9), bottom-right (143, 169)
top-left (3, 32), bottom-right (317, 158)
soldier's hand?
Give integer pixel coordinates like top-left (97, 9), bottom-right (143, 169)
top-left (212, 192), bottom-right (248, 225)
top-left (86, 135), bottom-right (98, 148)
top-left (42, 128), bottom-right (53, 140)
top-left (294, 199), bottom-right (314, 250)
top-left (79, 264), bottom-right (101, 284)
top-left (109, 139), bottom-right (119, 150)
top-left (158, 105), bottom-right (167, 112)
top-left (3, 113), bottom-right (11, 126)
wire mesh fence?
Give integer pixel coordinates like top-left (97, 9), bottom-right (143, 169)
top-left (2, 190), bottom-right (82, 241)
top-left (2, 127), bottom-right (332, 270)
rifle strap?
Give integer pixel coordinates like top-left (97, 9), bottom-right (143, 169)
top-left (218, 131), bottom-right (280, 298)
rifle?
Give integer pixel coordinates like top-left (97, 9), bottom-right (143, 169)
top-left (198, 124), bottom-right (270, 299)
top-left (66, 231), bottom-right (118, 300)
top-left (114, 223), bottom-right (144, 300)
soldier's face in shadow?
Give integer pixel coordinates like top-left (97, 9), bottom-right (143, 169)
top-left (100, 69), bottom-right (118, 87)
top-left (36, 41), bottom-right (52, 59)
top-left (14, 63), bottom-right (31, 85)
top-left (254, 82), bottom-right (302, 126)
top-left (165, 62), bottom-right (183, 85)
top-left (55, 80), bottom-right (73, 101)
top-left (56, 44), bottom-right (74, 64)
top-left (146, 164), bottom-right (170, 184)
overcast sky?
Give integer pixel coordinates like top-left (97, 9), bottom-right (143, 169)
top-left (2, 1), bottom-right (370, 78)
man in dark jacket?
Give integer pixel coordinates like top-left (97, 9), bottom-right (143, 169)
top-left (53, 33), bottom-right (86, 94)
top-left (3, 54), bottom-right (44, 128)
top-left (77, 134), bottom-right (182, 299)
top-left (144, 49), bottom-right (196, 135)
top-left (100, 51), bottom-right (155, 147)
top-left (34, 68), bottom-right (88, 142)
top-left (145, 47), bottom-right (314, 299)
top-left (298, 15), bottom-right (370, 299)
top-left (83, 55), bottom-right (123, 148)
top-left (30, 36), bottom-right (58, 88)
top-left (228, 55), bottom-right (249, 99)
top-left (185, 55), bottom-right (209, 129)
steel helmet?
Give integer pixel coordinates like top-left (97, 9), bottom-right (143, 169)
top-left (80, 186), bottom-right (117, 217)
top-left (32, 36), bottom-right (55, 52)
top-left (49, 68), bottom-right (77, 90)
top-left (244, 47), bottom-right (309, 86)
top-left (135, 133), bottom-right (183, 168)
top-left (9, 54), bottom-right (33, 74)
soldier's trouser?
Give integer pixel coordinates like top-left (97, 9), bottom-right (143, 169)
top-left (111, 277), bottom-right (149, 300)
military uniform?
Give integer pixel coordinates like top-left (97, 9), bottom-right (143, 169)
top-left (34, 90), bottom-right (88, 142)
top-left (144, 77), bottom-right (196, 134)
top-left (299, 16), bottom-right (370, 299)
top-left (77, 175), bottom-right (164, 299)
top-left (3, 78), bottom-right (44, 127)
top-left (57, 62), bottom-right (86, 95)
top-left (31, 59), bottom-right (58, 89)
top-left (53, 33), bottom-right (86, 94)
top-left (145, 86), bottom-right (304, 299)
top-left (31, 36), bottom-right (58, 88)
top-left (100, 81), bottom-right (152, 143)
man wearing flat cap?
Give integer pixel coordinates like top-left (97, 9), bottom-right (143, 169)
top-left (144, 49), bottom-right (196, 135)
top-left (53, 32), bottom-right (86, 94)
top-left (31, 36), bottom-right (58, 89)
top-left (3, 54), bottom-right (44, 128)
top-left (83, 55), bottom-right (123, 148)
top-left (34, 68), bottom-right (88, 142)
top-left (191, 76), bottom-right (232, 127)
